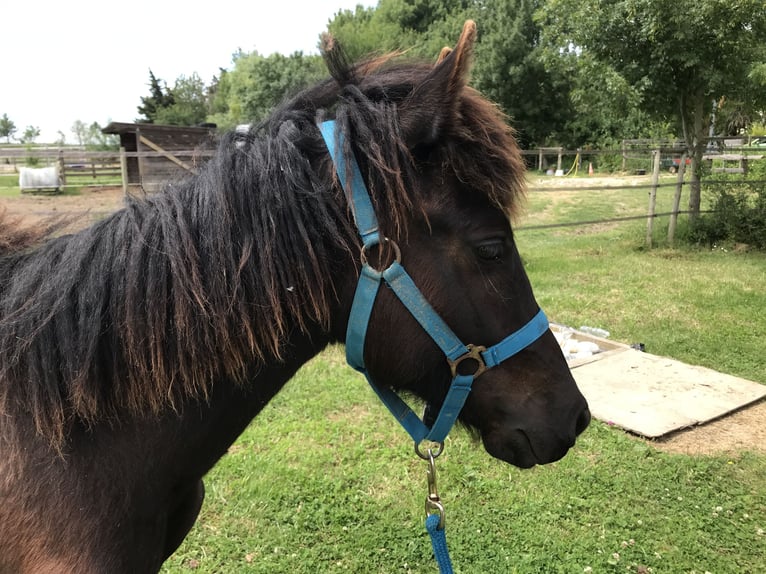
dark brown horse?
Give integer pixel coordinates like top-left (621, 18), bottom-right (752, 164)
top-left (0, 22), bottom-right (589, 573)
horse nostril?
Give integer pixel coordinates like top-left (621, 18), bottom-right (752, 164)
top-left (576, 406), bottom-right (591, 435)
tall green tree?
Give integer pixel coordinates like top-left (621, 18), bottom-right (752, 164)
top-left (539, 0), bottom-right (766, 217)
top-left (327, 0), bottom-right (574, 147)
top-left (137, 70), bottom-right (175, 123)
top-left (216, 51), bottom-right (325, 126)
top-left (137, 70), bottom-right (210, 126)
top-left (207, 69), bottom-right (233, 129)
top-left (0, 113), bottom-right (17, 143)
top-left (72, 120), bottom-right (88, 147)
top-left (71, 120), bottom-right (118, 149)
top-left (471, 0), bottom-right (572, 147)
top-left (155, 73), bottom-right (209, 126)
top-left (326, 4), bottom-right (400, 60)
top-left (19, 126), bottom-right (40, 144)
top-left (85, 122), bottom-right (119, 151)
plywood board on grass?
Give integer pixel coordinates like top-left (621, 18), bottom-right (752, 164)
top-left (570, 348), bottom-right (766, 438)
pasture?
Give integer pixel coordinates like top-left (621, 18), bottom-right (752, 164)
top-left (157, 176), bottom-right (764, 573)
top-left (1, 175), bottom-right (764, 573)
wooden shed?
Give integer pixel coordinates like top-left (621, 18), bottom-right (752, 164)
top-left (102, 122), bottom-right (218, 192)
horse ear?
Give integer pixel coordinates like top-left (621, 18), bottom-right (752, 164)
top-left (399, 20), bottom-right (477, 148)
top-left (436, 46), bottom-right (452, 64)
top-left (320, 32), bottom-right (355, 86)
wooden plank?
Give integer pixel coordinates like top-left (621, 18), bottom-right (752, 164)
top-left (138, 135), bottom-right (198, 174)
top-left (570, 349), bottom-right (766, 438)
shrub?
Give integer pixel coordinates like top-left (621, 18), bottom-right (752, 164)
top-left (688, 161), bottom-right (766, 249)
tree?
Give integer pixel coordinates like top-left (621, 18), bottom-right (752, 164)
top-left (326, 0), bottom-right (574, 147)
top-left (85, 121), bottom-right (119, 151)
top-left (206, 69), bottom-right (233, 129)
top-left (72, 120), bottom-right (88, 147)
top-left (19, 126), bottom-right (40, 144)
top-left (539, 0), bottom-right (766, 217)
top-left (218, 51), bottom-right (325, 125)
top-left (327, 0), bottom-right (474, 62)
top-left (471, 0), bottom-right (573, 147)
top-left (137, 70), bottom-right (175, 123)
top-left (326, 4), bottom-right (398, 61)
top-left (71, 120), bottom-right (118, 150)
top-left (0, 113), bottom-right (16, 143)
top-left (154, 73), bottom-right (209, 126)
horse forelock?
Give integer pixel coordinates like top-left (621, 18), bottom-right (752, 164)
top-left (325, 54), bottom-right (526, 236)
top-left (0, 46), bottom-right (525, 449)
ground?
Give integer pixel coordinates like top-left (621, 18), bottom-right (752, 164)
top-left (1, 185), bottom-right (764, 456)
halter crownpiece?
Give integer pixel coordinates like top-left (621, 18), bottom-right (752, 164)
top-left (319, 120), bottom-right (549, 446)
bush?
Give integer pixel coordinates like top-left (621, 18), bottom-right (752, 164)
top-left (688, 162), bottom-right (766, 249)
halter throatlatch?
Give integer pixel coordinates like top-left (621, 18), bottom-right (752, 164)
top-left (319, 119), bottom-right (549, 447)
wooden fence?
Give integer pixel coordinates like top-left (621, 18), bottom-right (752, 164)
top-left (0, 147), bottom-right (215, 193)
top-left (2, 145), bottom-right (762, 248)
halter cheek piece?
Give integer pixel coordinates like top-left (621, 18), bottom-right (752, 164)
top-left (319, 120), bottom-right (549, 450)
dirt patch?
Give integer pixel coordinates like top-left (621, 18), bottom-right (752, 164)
top-left (649, 399), bottom-right (766, 456)
top-left (1, 186), bottom-right (127, 227)
top-left (2, 185), bottom-right (763, 457)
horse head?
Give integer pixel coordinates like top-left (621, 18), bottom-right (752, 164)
top-left (322, 21), bottom-right (590, 468)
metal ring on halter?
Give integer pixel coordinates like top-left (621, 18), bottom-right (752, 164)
top-left (415, 440), bottom-right (445, 460)
top-left (447, 344), bottom-right (488, 379)
top-left (360, 237), bottom-right (401, 273)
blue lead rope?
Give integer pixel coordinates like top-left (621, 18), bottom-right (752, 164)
top-left (426, 514), bottom-right (454, 574)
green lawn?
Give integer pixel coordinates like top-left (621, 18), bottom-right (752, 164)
top-left (160, 175), bottom-right (766, 573)
top-left (0, 173), bottom-right (19, 197)
top-left (0, 172), bottom-right (119, 197)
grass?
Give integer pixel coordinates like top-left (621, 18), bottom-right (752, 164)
top-left (0, 174), bottom-right (19, 197)
top-left (159, 174), bottom-right (765, 573)
top-left (163, 353), bottom-right (765, 574)
top-left (0, 172), bottom-right (120, 197)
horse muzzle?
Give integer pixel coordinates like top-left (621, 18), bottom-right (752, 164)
top-left (480, 396), bottom-right (591, 468)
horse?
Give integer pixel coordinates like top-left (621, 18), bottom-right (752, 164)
top-left (0, 22), bottom-right (589, 573)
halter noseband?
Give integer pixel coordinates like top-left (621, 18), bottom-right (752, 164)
top-left (319, 120), bottom-right (549, 448)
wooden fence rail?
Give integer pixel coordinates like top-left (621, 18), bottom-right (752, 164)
top-left (1, 148), bottom-right (216, 192)
top-left (2, 146), bottom-right (761, 248)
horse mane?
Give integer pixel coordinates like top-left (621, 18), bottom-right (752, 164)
top-left (0, 27), bottom-right (526, 447)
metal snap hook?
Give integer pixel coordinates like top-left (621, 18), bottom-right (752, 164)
top-left (424, 448), bottom-right (445, 530)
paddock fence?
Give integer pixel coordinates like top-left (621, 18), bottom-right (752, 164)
top-left (2, 145), bottom-right (763, 247)
top-left (0, 147), bottom-right (215, 193)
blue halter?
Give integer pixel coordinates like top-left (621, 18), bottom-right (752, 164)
top-left (319, 120), bottom-right (549, 446)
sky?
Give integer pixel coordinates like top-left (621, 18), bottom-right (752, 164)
top-left (2, 1), bottom-right (377, 143)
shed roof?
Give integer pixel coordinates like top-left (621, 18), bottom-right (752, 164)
top-left (102, 122), bottom-right (217, 136)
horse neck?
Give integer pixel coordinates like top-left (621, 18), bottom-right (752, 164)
top-left (0, 141), bottom-right (357, 446)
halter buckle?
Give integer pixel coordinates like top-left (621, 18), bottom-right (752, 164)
top-left (448, 345), bottom-right (488, 379)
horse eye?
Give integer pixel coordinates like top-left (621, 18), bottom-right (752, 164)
top-left (476, 242), bottom-right (504, 261)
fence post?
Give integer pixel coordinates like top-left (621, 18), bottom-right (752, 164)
top-left (646, 149), bottom-right (661, 248)
top-left (58, 150), bottom-right (66, 187)
top-left (119, 147), bottom-right (129, 195)
top-left (667, 151), bottom-right (687, 245)
top-left (622, 140), bottom-right (627, 172)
